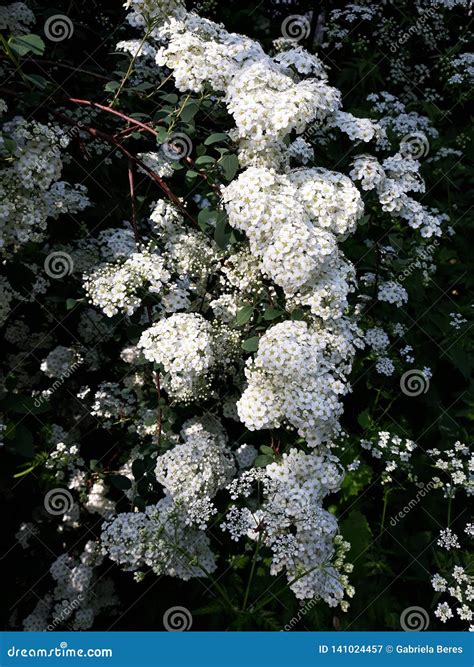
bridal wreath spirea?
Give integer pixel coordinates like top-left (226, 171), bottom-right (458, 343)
top-left (3, 0), bottom-right (470, 632)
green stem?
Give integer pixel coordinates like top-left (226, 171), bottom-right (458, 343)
top-left (379, 488), bottom-right (390, 536)
top-left (242, 534), bottom-right (262, 612)
top-left (447, 496), bottom-right (453, 528)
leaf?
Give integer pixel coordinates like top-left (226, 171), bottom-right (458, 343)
top-left (161, 93), bottom-right (178, 104)
top-left (260, 445), bottom-right (274, 456)
top-left (214, 211), bottom-right (230, 249)
top-left (104, 81), bottom-right (120, 92)
top-left (181, 101), bottom-right (199, 122)
top-left (242, 336), bottom-right (259, 352)
top-left (204, 132), bottom-right (229, 146)
top-left (254, 454), bottom-right (273, 467)
top-left (234, 304), bottom-right (254, 327)
top-left (23, 73), bottom-right (49, 89)
top-left (291, 309), bottom-right (305, 321)
top-left (341, 464), bottom-right (373, 501)
top-left (220, 154), bottom-right (239, 181)
top-left (66, 298), bottom-right (77, 311)
top-left (263, 307), bottom-right (284, 321)
top-left (357, 409), bottom-right (370, 429)
top-left (9, 34), bottom-right (45, 56)
top-left (194, 155), bottom-right (215, 166)
top-left (110, 475), bottom-right (132, 490)
top-left (132, 459), bottom-right (146, 479)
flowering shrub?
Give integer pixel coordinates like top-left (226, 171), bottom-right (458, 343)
top-left (0, 0), bottom-right (472, 631)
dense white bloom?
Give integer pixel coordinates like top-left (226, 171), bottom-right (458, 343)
top-left (138, 313), bottom-right (238, 401)
top-left (154, 420), bottom-right (235, 527)
top-left (238, 320), bottom-right (353, 445)
top-left (83, 246), bottom-right (170, 317)
top-left (101, 496), bottom-right (217, 579)
top-left (0, 116), bottom-right (88, 253)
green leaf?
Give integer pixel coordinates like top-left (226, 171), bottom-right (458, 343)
top-left (104, 81), bottom-right (120, 92)
top-left (242, 336), bottom-right (259, 352)
top-left (357, 409), bottom-right (370, 429)
top-left (263, 307), bottom-right (284, 321)
top-left (234, 304), bottom-right (254, 327)
top-left (220, 154), bottom-right (239, 181)
top-left (254, 454), bottom-right (272, 467)
top-left (194, 155), bottom-right (215, 166)
top-left (341, 464), bottom-right (372, 501)
top-left (291, 309), bottom-right (305, 321)
top-left (214, 211), bottom-right (230, 249)
top-left (66, 298), bottom-right (77, 311)
top-left (161, 93), bottom-right (178, 104)
top-left (9, 33), bottom-right (45, 56)
top-left (23, 73), bottom-right (49, 89)
top-left (204, 132), bottom-right (229, 146)
top-left (181, 101), bottom-right (199, 122)
top-left (260, 445), bottom-right (274, 456)
top-left (110, 475), bottom-right (132, 490)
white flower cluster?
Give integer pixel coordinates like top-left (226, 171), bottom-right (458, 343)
top-left (350, 153), bottom-right (448, 238)
top-left (155, 420), bottom-right (236, 527)
top-left (83, 245), bottom-right (170, 317)
top-left (40, 346), bottom-right (83, 379)
top-left (223, 166), bottom-right (362, 316)
top-left (432, 525), bottom-right (473, 628)
top-left (223, 448), bottom-right (354, 605)
top-left (0, 113), bottom-right (89, 254)
top-left (237, 320), bottom-right (353, 446)
top-left (361, 431), bottom-right (417, 483)
top-left (101, 495), bottom-right (217, 580)
top-left (23, 542), bottom-right (118, 631)
top-left (428, 442), bottom-right (474, 497)
top-left (0, 2), bottom-right (34, 34)
top-left (138, 313), bottom-right (238, 401)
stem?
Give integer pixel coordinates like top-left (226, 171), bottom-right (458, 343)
top-left (447, 496), bottom-right (452, 528)
top-left (52, 110), bottom-right (196, 225)
top-left (379, 488), bottom-right (390, 536)
top-left (242, 534), bottom-right (262, 612)
top-left (110, 28), bottom-right (152, 106)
